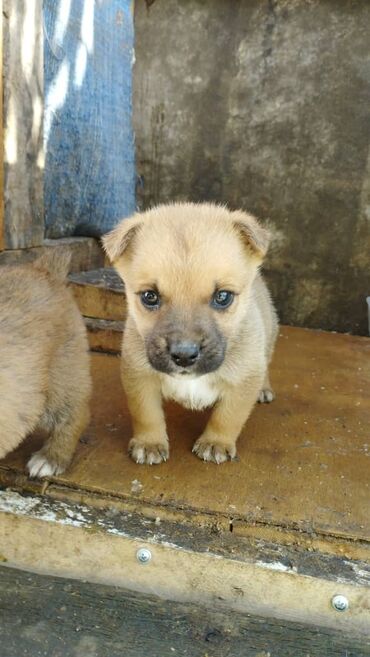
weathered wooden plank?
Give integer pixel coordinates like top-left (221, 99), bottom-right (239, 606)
top-left (84, 317), bottom-right (123, 353)
top-left (3, 0), bottom-right (44, 248)
top-left (2, 490), bottom-right (370, 590)
top-left (0, 0), bottom-right (4, 251)
top-left (68, 268), bottom-right (126, 320)
top-left (0, 237), bottom-right (105, 273)
top-left (0, 566), bottom-right (369, 657)
top-left (44, 0), bottom-right (135, 238)
top-left (1, 490), bottom-right (369, 635)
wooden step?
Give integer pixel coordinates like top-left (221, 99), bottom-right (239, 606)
top-left (68, 268), bottom-right (126, 352)
top-left (84, 317), bottom-right (124, 354)
top-left (1, 327), bottom-right (370, 636)
top-left (68, 268), bottom-right (126, 320)
top-left (2, 565), bottom-right (369, 656)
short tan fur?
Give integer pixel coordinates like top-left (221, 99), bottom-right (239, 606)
top-left (103, 203), bottom-right (278, 465)
top-left (0, 253), bottom-right (91, 477)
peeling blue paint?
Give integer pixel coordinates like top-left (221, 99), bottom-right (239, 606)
top-left (44, 0), bottom-right (135, 237)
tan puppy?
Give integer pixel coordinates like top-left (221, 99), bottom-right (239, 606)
top-left (0, 253), bottom-right (91, 477)
top-left (103, 203), bottom-right (278, 465)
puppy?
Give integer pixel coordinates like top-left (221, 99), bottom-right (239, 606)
top-left (103, 203), bottom-right (278, 465)
top-left (0, 252), bottom-right (91, 477)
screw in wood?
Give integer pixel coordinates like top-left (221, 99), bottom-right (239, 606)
top-left (331, 594), bottom-right (349, 612)
top-left (136, 547), bottom-right (152, 564)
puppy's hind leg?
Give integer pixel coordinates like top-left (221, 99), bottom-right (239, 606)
top-left (0, 372), bottom-right (45, 460)
top-left (27, 340), bottom-right (91, 478)
top-left (258, 316), bottom-right (278, 404)
top-left (27, 401), bottom-right (90, 478)
top-left (258, 372), bottom-right (275, 403)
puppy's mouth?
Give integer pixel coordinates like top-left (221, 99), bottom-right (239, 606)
top-left (171, 368), bottom-right (199, 378)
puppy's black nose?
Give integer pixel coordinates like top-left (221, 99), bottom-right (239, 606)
top-left (169, 341), bottom-right (200, 367)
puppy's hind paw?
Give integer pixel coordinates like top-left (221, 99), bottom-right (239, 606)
top-left (258, 388), bottom-right (275, 403)
top-left (27, 451), bottom-right (65, 479)
top-left (129, 437), bottom-right (169, 465)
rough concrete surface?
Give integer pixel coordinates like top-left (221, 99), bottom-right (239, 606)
top-left (133, 0), bottom-right (370, 334)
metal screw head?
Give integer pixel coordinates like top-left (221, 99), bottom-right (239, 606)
top-left (136, 547), bottom-right (152, 564)
top-left (331, 594), bottom-right (349, 612)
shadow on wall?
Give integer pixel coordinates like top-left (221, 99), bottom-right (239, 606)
top-left (44, 0), bottom-right (135, 239)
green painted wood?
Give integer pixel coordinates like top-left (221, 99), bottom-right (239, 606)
top-left (0, 566), bottom-right (369, 657)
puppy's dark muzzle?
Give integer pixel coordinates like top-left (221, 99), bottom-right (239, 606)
top-left (169, 340), bottom-right (200, 368)
top-left (145, 311), bottom-right (226, 375)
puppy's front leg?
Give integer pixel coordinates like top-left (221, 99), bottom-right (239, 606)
top-left (123, 369), bottom-right (169, 465)
top-left (193, 373), bottom-right (264, 464)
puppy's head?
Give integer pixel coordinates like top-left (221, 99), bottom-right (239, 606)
top-left (103, 203), bottom-right (269, 377)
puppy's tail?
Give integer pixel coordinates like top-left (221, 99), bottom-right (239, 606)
top-left (33, 250), bottom-right (72, 281)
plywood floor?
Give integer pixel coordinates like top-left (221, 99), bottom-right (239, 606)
top-left (1, 326), bottom-right (369, 545)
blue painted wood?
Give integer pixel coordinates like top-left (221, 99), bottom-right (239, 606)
top-left (44, 0), bottom-right (135, 237)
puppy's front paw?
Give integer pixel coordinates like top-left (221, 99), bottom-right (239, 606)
top-left (258, 387), bottom-right (275, 403)
top-left (192, 435), bottom-right (237, 464)
top-left (129, 436), bottom-right (169, 465)
top-left (27, 451), bottom-right (65, 479)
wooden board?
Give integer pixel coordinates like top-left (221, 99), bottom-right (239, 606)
top-left (2, 486), bottom-right (370, 634)
top-left (68, 268), bottom-right (126, 320)
top-left (0, 237), bottom-right (105, 273)
top-left (43, 1), bottom-right (135, 238)
top-left (1, 566), bottom-right (369, 657)
top-left (1, 326), bottom-right (369, 549)
top-left (0, 0), bottom-right (4, 251)
top-left (3, 0), bottom-right (44, 248)
top-left (68, 268), bottom-right (125, 351)
top-left (84, 318), bottom-right (124, 353)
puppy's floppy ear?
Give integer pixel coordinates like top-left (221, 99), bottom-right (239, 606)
top-left (102, 215), bottom-right (142, 263)
top-left (232, 210), bottom-right (270, 259)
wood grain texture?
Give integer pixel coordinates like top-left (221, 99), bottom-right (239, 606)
top-left (84, 317), bottom-right (124, 353)
top-left (2, 489), bottom-right (370, 589)
top-left (0, 566), bottom-right (369, 657)
top-left (68, 268), bottom-right (126, 320)
top-left (44, 0), bottom-right (135, 238)
top-left (3, 0), bottom-right (44, 248)
top-left (2, 488), bottom-right (369, 634)
top-left (0, 237), bottom-right (105, 272)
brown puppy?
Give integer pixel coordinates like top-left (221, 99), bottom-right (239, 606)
top-left (103, 203), bottom-right (278, 465)
top-left (0, 252), bottom-right (91, 477)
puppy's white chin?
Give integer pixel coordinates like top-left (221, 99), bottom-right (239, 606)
top-left (160, 373), bottom-right (219, 410)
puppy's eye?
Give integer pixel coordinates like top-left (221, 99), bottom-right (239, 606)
top-left (141, 290), bottom-right (160, 309)
top-left (211, 290), bottom-right (234, 310)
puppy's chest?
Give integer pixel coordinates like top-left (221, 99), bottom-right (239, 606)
top-left (160, 375), bottom-right (219, 410)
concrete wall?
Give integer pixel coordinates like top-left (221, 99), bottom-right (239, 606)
top-left (133, 0), bottom-right (370, 335)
